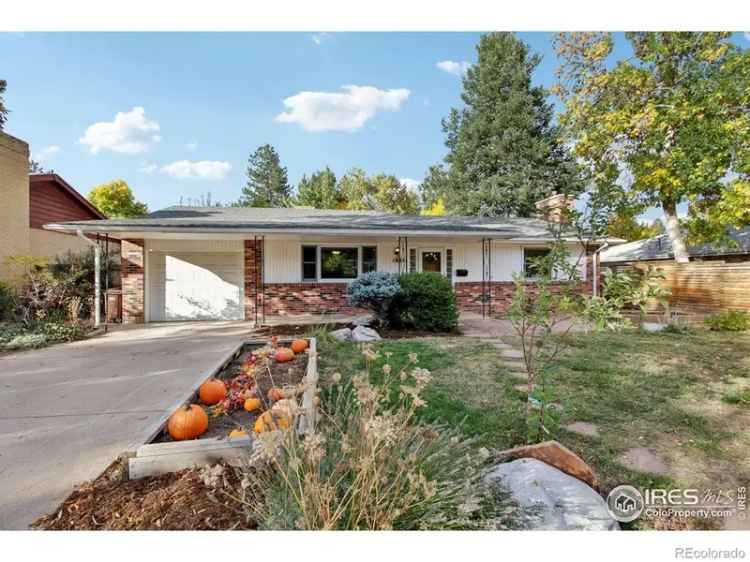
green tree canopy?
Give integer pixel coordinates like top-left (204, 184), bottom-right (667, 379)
top-left (295, 167), bottom-right (342, 209)
top-left (238, 144), bottom-right (291, 207)
top-left (336, 168), bottom-right (419, 214)
top-left (87, 180), bottom-right (148, 218)
top-left (606, 211), bottom-right (664, 242)
top-left (0, 79), bottom-right (7, 131)
top-left (554, 32), bottom-right (750, 262)
top-left (431, 32), bottom-right (584, 217)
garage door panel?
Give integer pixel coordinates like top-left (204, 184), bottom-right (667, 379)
top-left (148, 252), bottom-right (244, 321)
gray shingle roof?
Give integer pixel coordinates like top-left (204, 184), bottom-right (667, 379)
top-left (600, 226), bottom-right (750, 263)
top-left (45, 206), bottom-right (568, 239)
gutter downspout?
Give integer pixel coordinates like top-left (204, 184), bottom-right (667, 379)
top-left (76, 230), bottom-right (101, 328)
top-left (591, 242), bottom-right (609, 298)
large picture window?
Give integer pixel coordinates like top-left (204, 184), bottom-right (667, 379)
top-left (301, 245), bottom-right (377, 281)
top-left (523, 248), bottom-right (552, 279)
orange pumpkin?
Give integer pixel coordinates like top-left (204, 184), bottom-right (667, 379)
top-left (199, 378), bottom-right (227, 405)
top-left (244, 397), bottom-right (262, 412)
top-left (290, 339), bottom-right (309, 354)
top-left (229, 428), bottom-right (248, 439)
top-left (268, 387), bottom-right (285, 401)
top-left (253, 411), bottom-right (291, 433)
top-left (167, 404), bottom-right (209, 441)
top-left (275, 347), bottom-right (295, 362)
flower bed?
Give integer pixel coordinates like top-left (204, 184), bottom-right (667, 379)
top-left (127, 337), bottom-right (318, 480)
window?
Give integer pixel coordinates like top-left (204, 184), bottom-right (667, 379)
top-left (301, 245), bottom-right (378, 281)
top-left (523, 248), bottom-right (552, 279)
top-left (362, 246), bottom-right (377, 274)
top-left (302, 245), bottom-right (317, 281)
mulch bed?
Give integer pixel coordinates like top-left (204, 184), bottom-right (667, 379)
top-left (32, 460), bottom-right (254, 531)
top-left (155, 343), bottom-right (309, 442)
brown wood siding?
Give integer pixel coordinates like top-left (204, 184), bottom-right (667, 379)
top-left (29, 179), bottom-right (101, 229)
top-left (608, 259), bottom-right (750, 316)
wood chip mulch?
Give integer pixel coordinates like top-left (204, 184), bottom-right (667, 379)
top-left (31, 460), bottom-right (255, 531)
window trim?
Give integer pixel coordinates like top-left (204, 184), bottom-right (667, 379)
top-left (300, 243), bottom-right (378, 283)
top-left (522, 247), bottom-right (552, 280)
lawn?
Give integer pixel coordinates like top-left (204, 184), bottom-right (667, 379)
top-left (315, 328), bottom-right (750, 528)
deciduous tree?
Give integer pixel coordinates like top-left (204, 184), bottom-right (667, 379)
top-left (295, 167), bottom-right (342, 208)
top-left (87, 180), bottom-right (148, 218)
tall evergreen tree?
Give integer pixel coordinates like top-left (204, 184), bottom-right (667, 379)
top-left (434, 33), bottom-right (583, 217)
top-left (0, 79), bottom-right (8, 131)
top-left (296, 167), bottom-right (342, 208)
top-left (239, 144), bottom-right (290, 207)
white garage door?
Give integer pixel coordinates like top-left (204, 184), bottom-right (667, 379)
top-left (148, 252), bottom-right (244, 321)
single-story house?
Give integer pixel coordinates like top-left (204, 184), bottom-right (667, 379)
top-left (0, 131), bottom-right (120, 281)
top-left (45, 196), bottom-right (606, 324)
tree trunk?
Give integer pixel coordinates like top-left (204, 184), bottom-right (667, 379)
top-left (662, 201), bottom-right (690, 263)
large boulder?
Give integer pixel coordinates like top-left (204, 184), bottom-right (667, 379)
top-left (494, 440), bottom-right (599, 490)
top-left (352, 325), bottom-right (382, 342)
top-left (487, 458), bottom-right (619, 531)
top-left (330, 328), bottom-right (353, 342)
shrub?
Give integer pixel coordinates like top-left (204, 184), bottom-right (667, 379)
top-left (0, 281), bottom-right (18, 322)
top-left (391, 272), bottom-right (458, 332)
top-left (41, 321), bottom-right (87, 343)
top-left (705, 310), bottom-right (750, 332)
top-left (4, 333), bottom-right (48, 350)
top-left (346, 272), bottom-right (401, 326)
top-left (229, 346), bottom-right (516, 530)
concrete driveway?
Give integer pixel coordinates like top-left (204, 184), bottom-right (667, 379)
top-left (0, 321), bottom-right (253, 529)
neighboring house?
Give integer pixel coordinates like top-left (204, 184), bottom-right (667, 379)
top-left (0, 130), bottom-right (120, 280)
top-left (600, 227), bottom-right (750, 316)
top-left (46, 195), bottom-right (606, 324)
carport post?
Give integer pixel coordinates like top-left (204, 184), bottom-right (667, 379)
top-left (76, 229), bottom-right (101, 328)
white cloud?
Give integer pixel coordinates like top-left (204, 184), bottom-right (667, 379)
top-left (185, 140), bottom-right (199, 151)
top-left (399, 178), bottom-right (421, 194)
top-left (160, 160), bottom-right (232, 181)
top-left (139, 161), bottom-right (158, 175)
top-left (32, 144), bottom-right (61, 162)
top-left (311, 32), bottom-right (332, 45)
top-left (275, 85), bottom-right (410, 132)
top-left (436, 60), bottom-right (471, 76)
top-left (79, 107), bottom-right (161, 154)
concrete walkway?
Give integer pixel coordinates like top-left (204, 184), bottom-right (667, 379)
top-left (0, 321), bottom-right (253, 529)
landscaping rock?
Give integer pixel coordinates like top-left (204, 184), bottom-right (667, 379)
top-left (352, 325), bottom-right (382, 342)
top-left (501, 348), bottom-right (525, 359)
top-left (330, 328), bottom-right (353, 342)
top-left (494, 440), bottom-right (599, 490)
top-left (617, 447), bottom-right (670, 475)
top-left (564, 421), bottom-right (600, 438)
top-left (642, 322), bottom-right (666, 333)
top-left (351, 315), bottom-right (373, 327)
top-left (487, 458), bottom-right (619, 531)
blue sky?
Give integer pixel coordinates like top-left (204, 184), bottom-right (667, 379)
top-left (2, 32), bottom-right (748, 217)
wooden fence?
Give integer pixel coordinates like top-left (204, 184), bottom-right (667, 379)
top-left (607, 259), bottom-right (750, 317)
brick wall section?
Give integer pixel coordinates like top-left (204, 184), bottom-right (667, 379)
top-left (454, 280), bottom-right (590, 316)
top-left (244, 239), bottom-right (264, 321)
top-left (121, 239), bottom-right (145, 323)
top-left (264, 283), bottom-right (366, 316)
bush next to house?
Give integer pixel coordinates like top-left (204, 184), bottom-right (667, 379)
top-left (705, 310), bottom-right (750, 332)
top-left (391, 272), bottom-right (459, 332)
top-left (346, 272), bottom-right (401, 326)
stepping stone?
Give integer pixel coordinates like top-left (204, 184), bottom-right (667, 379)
top-left (501, 349), bottom-right (524, 359)
top-left (617, 447), bottom-right (670, 475)
top-left (563, 421), bottom-right (600, 438)
top-left (507, 371), bottom-right (527, 381)
top-left (514, 383), bottom-right (530, 393)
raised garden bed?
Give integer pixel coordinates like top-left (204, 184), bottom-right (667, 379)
top-left (127, 337), bottom-right (318, 480)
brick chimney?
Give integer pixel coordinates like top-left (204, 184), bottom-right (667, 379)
top-left (535, 193), bottom-right (575, 224)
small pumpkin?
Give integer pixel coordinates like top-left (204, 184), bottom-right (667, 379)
top-left (253, 411), bottom-right (291, 434)
top-left (167, 404), bottom-right (209, 441)
top-left (244, 397), bottom-right (262, 412)
top-left (290, 339), bottom-right (309, 354)
top-left (199, 378), bottom-right (227, 405)
top-left (268, 387), bottom-right (285, 401)
top-left (274, 347), bottom-right (295, 363)
top-left (229, 428), bottom-right (248, 439)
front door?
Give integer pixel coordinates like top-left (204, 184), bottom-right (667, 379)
top-left (420, 249), bottom-right (443, 274)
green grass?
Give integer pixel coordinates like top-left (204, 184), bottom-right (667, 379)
top-left (315, 328), bottom-right (750, 510)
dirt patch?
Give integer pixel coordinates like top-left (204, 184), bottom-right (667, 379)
top-left (32, 460), bottom-right (253, 531)
top-left (156, 343), bottom-right (309, 442)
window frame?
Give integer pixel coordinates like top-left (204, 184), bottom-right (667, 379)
top-left (300, 244), bottom-right (378, 283)
top-left (522, 247), bottom-right (553, 280)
